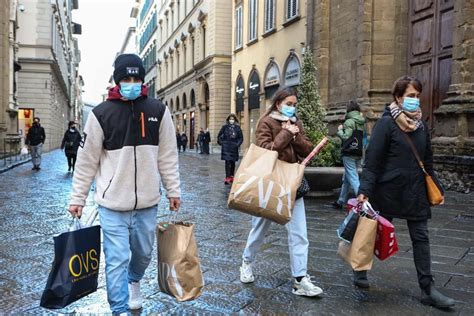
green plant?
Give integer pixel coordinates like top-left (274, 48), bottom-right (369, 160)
top-left (298, 47), bottom-right (340, 167)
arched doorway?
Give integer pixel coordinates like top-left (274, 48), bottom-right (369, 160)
top-left (200, 82), bottom-right (209, 130)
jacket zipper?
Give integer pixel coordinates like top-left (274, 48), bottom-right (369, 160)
top-left (132, 101), bottom-right (138, 210)
top-left (102, 177), bottom-right (114, 198)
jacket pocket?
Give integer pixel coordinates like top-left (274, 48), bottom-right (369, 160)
top-left (102, 176), bottom-right (114, 198)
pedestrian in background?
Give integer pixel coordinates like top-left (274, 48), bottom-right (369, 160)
top-left (176, 131), bottom-right (182, 152)
top-left (25, 117), bottom-right (46, 171)
top-left (357, 76), bottom-right (454, 308)
top-left (203, 128), bottom-right (211, 154)
top-left (217, 114), bottom-right (243, 184)
top-left (68, 54), bottom-right (181, 314)
top-left (181, 132), bottom-right (188, 152)
top-left (239, 87), bottom-right (323, 297)
top-left (60, 121), bottom-right (82, 172)
top-left (332, 100), bottom-right (365, 209)
top-left (197, 128), bottom-right (205, 154)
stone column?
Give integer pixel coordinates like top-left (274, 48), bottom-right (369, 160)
top-left (432, 0), bottom-right (474, 192)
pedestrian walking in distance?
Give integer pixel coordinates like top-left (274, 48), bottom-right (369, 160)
top-left (181, 132), bottom-right (188, 152)
top-left (332, 100), bottom-right (366, 209)
top-left (217, 114), bottom-right (243, 184)
top-left (203, 128), bottom-right (211, 154)
top-left (176, 131), bottom-right (182, 152)
top-left (68, 54), bottom-right (181, 314)
top-left (240, 87), bottom-right (323, 297)
top-left (60, 121), bottom-right (81, 172)
top-left (197, 128), bottom-right (205, 154)
top-left (25, 117), bottom-right (46, 171)
top-left (357, 76), bottom-right (455, 308)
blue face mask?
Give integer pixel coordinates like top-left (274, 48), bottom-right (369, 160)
top-left (402, 97), bottom-right (420, 112)
top-left (120, 83), bottom-right (142, 100)
top-left (280, 104), bottom-right (296, 117)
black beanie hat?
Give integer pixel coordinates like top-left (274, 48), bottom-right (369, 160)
top-left (113, 54), bottom-right (145, 84)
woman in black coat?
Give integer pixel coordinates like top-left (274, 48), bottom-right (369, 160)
top-left (357, 76), bottom-right (454, 309)
top-left (217, 114), bottom-right (243, 184)
top-left (61, 121), bottom-right (82, 172)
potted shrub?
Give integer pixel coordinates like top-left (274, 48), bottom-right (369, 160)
top-left (298, 47), bottom-right (343, 194)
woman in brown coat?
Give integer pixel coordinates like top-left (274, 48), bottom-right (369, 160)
top-left (239, 87), bottom-right (323, 297)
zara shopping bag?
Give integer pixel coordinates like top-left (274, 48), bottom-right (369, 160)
top-left (40, 213), bottom-right (100, 309)
top-left (157, 221), bottom-right (204, 302)
top-left (228, 138), bottom-right (328, 225)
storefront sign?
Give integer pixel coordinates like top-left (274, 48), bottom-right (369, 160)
top-left (265, 63), bottom-right (280, 87)
top-left (236, 76), bottom-right (245, 112)
top-left (284, 55), bottom-right (301, 87)
top-left (248, 71), bottom-right (261, 110)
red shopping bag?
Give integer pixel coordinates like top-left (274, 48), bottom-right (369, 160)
top-left (374, 215), bottom-right (399, 260)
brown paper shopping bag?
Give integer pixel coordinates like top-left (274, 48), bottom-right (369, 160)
top-left (156, 222), bottom-right (204, 301)
top-left (337, 216), bottom-right (377, 271)
top-left (227, 144), bottom-right (305, 225)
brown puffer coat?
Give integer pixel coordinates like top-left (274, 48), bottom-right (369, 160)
top-left (255, 113), bottom-right (313, 163)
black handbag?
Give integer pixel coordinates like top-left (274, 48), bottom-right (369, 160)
top-left (341, 129), bottom-right (363, 156)
top-left (296, 176), bottom-right (310, 199)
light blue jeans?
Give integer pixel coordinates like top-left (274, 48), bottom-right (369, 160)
top-left (30, 143), bottom-right (42, 167)
top-left (242, 198), bottom-right (309, 277)
top-left (98, 205), bottom-right (157, 313)
top-left (337, 156), bottom-right (361, 205)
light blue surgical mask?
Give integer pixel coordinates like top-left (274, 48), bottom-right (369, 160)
top-left (120, 83), bottom-right (142, 100)
top-left (402, 97), bottom-right (420, 112)
top-left (280, 104), bottom-right (296, 118)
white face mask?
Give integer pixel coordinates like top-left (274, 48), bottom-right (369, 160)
top-left (229, 119), bottom-right (235, 124)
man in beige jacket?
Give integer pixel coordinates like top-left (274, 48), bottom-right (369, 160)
top-left (68, 54), bottom-right (180, 314)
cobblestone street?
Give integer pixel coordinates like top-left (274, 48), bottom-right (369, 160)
top-left (0, 150), bottom-right (473, 315)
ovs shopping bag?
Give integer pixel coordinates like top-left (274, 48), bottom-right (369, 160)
top-left (40, 221), bottom-right (101, 309)
top-left (157, 221), bottom-right (204, 302)
top-left (228, 144), bottom-right (305, 225)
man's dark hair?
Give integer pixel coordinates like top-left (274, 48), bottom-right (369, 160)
top-left (33, 117), bottom-right (40, 122)
top-left (68, 121), bottom-right (76, 128)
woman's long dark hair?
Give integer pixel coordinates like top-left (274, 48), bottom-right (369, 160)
top-left (261, 86), bottom-right (298, 119)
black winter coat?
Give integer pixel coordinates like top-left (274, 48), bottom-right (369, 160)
top-left (26, 124), bottom-right (46, 146)
top-left (61, 129), bottom-right (82, 155)
top-left (217, 123), bottom-right (243, 161)
top-left (359, 111), bottom-right (439, 221)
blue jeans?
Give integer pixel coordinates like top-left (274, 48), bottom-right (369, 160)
top-left (98, 205), bottom-right (158, 313)
top-left (337, 156), bottom-right (361, 205)
top-left (242, 198), bottom-right (309, 277)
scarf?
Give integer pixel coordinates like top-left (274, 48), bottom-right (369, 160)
top-left (388, 102), bottom-right (423, 132)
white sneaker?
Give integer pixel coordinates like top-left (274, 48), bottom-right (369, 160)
top-left (292, 275), bottom-right (323, 297)
top-left (128, 281), bottom-right (142, 310)
top-left (240, 261), bottom-right (255, 283)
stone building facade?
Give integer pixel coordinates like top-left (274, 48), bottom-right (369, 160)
top-left (16, 0), bottom-right (82, 152)
top-left (307, 0), bottom-right (473, 191)
top-left (153, 0), bottom-right (232, 151)
top-left (0, 0), bottom-right (21, 155)
top-left (231, 0), bottom-right (307, 149)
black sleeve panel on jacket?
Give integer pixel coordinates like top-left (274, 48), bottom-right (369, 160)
top-left (359, 116), bottom-right (392, 198)
top-left (41, 128), bottom-right (46, 143)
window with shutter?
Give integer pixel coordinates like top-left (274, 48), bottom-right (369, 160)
top-left (249, 0), bottom-right (257, 41)
top-left (265, 0), bottom-right (275, 33)
top-left (235, 6), bottom-right (243, 49)
top-left (286, 0), bottom-right (298, 21)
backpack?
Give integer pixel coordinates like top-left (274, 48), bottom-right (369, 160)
top-left (341, 128), bottom-right (363, 157)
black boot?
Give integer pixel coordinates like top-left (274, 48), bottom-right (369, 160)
top-left (421, 284), bottom-right (455, 309)
top-left (353, 270), bottom-right (370, 288)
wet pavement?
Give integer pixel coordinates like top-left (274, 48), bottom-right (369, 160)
top-left (0, 149), bottom-right (473, 315)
